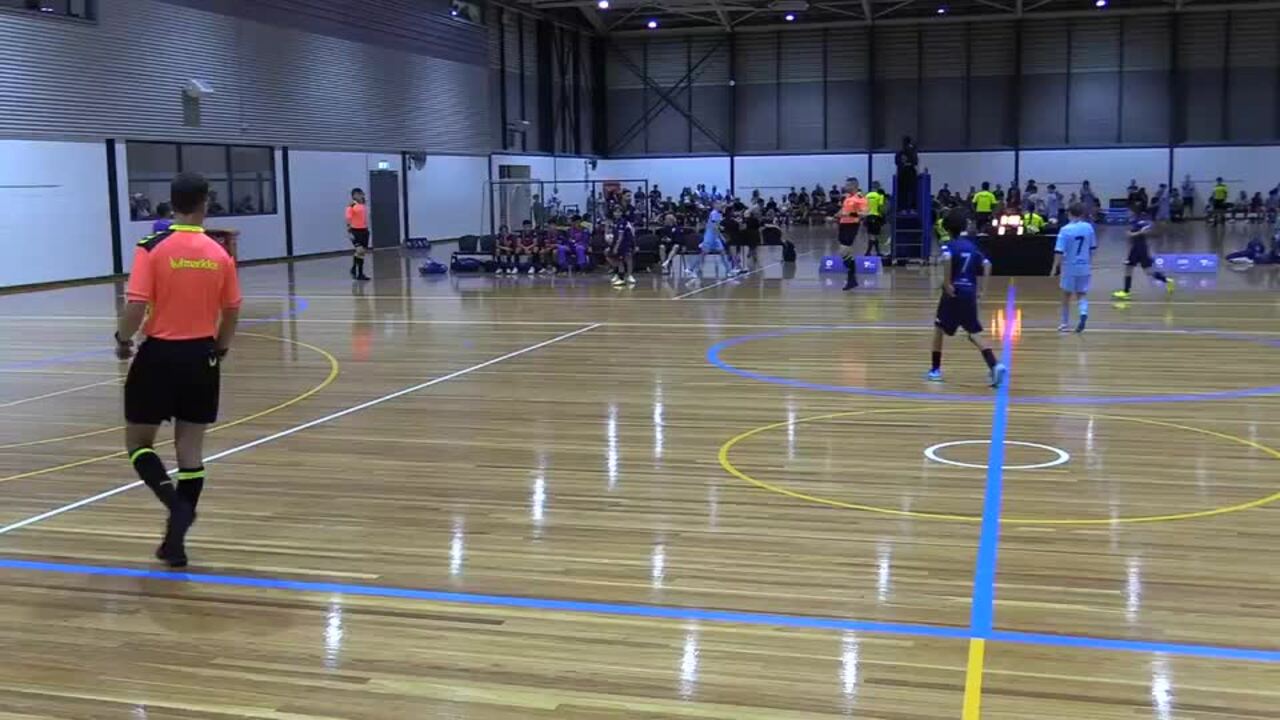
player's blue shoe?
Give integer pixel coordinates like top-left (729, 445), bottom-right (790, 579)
top-left (989, 363), bottom-right (1008, 389)
top-left (925, 369), bottom-right (943, 382)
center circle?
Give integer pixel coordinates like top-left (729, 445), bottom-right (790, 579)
top-left (923, 439), bottom-right (1070, 470)
top-left (719, 407), bottom-right (1280, 525)
top-left (706, 325), bottom-right (1280, 405)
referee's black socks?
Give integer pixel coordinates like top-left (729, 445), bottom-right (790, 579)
top-left (130, 447), bottom-right (183, 512)
top-left (176, 467), bottom-right (206, 511)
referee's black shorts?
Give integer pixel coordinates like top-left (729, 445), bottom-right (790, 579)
top-left (350, 228), bottom-right (371, 248)
top-left (124, 338), bottom-right (222, 425)
top-left (837, 221), bottom-right (860, 247)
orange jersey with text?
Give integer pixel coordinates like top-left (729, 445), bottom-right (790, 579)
top-left (346, 202), bottom-right (368, 229)
top-left (126, 225), bottom-right (242, 340)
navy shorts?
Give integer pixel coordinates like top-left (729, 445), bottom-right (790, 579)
top-left (1126, 241), bottom-right (1153, 269)
top-left (935, 293), bottom-right (983, 337)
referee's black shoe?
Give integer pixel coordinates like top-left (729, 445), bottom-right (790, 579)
top-left (155, 504), bottom-right (196, 569)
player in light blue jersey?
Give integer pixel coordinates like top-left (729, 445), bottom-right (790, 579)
top-left (1050, 202), bottom-right (1097, 334)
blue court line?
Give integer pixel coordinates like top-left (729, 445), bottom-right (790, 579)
top-left (0, 297), bottom-right (308, 373)
top-left (969, 284), bottom-right (1017, 636)
top-left (0, 556), bottom-right (1276, 663)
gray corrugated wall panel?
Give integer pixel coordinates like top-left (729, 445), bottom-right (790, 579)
top-left (1068, 17), bottom-right (1120, 145)
top-left (1227, 11), bottom-right (1279, 141)
top-left (0, 0), bottom-right (490, 152)
top-left (158, 0), bottom-right (486, 67)
top-left (1178, 14), bottom-right (1226, 142)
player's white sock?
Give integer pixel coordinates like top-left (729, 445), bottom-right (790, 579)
top-left (1078, 298), bottom-right (1089, 316)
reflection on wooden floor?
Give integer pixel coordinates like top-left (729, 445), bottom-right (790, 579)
top-left (0, 223), bottom-right (1277, 718)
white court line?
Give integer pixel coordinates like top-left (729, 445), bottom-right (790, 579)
top-left (671, 252), bottom-right (813, 301)
top-left (0, 377), bottom-right (123, 408)
top-left (0, 324), bottom-right (600, 537)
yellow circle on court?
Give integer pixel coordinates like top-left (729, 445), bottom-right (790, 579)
top-left (718, 406), bottom-right (1280, 525)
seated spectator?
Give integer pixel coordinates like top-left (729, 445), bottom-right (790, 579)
top-left (812, 184), bottom-right (827, 206)
top-left (797, 189), bottom-right (810, 207)
top-left (496, 224), bottom-right (517, 275)
top-left (516, 221), bottom-right (538, 274)
top-left (151, 202), bottom-right (174, 233)
top-left (536, 227), bottom-right (557, 275)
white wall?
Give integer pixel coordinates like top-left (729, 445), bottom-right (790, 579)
top-left (288, 150), bottom-right (400, 256)
top-left (0, 140), bottom-right (114, 287)
top-left (1019, 148), bottom-right (1167, 206)
top-left (1174, 146), bottom-right (1280, 209)
top-left (595, 157), bottom-right (732, 201)
top-left (735, 154), bottom-right (863, 200)
top-left (407, 154), bottom-right (489, 239)
top-left (919, 152), bottom-right (1017, 197)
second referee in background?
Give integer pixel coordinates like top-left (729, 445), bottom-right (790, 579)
top-left (115, 172), bottom-right (242, 568)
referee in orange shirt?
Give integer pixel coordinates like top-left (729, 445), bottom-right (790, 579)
top-left (838, 177), bottom-right (867, 291)
top-left (115, 172), bottom-right (242, 568)
top-left (347, 187), bottom-right (371, 280)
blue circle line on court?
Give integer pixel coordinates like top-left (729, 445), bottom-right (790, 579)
top-left (706, 324), bottom-right (1280, 405)
top-left (0, 296), bottom-right (309, 372)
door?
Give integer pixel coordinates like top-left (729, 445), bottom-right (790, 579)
top-left (368, 169), bottom-right (400, 248)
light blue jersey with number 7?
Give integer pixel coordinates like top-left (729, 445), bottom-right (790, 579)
top-left (1055, 220), bottom-right (1097, 278)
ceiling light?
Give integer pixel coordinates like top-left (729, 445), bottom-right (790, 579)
top-left (597, 0), bottom-right (609, 8)
top-left (784, 12), bottom-right (796, 20)
top-left (1094, 0), bottom-right (1107, 6)
top-left (936, 6), bottom-right (947, 13)
top-left (647, 18), bottom-right (658, 28)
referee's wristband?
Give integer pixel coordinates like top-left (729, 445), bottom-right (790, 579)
top-left (113, 332), bottom-right (133, 346)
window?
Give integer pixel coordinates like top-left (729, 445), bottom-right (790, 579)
top-left (0, 0), bottom-right (95, 20)
top-left (125, 142), bottom-right (277, 220)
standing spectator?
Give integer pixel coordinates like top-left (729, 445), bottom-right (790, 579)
top-left (1006, 183), bottom-right (1021, 210)
top-left (937, 183), bottom-right (953, 205)
top-left (1152, 184), bottom-right (1171, 223)
top-left (994, 184), bottom-right (1005, 204)
top-left (1211, 178), bottom-right (1229, 225)
top-left (1169, 187), bottom-right (1183, 222)
top-left (972, 182), bottom-right (997, 231)
top-left (1180, 174), bottom-right (1196, 219)
top-left (1080, 180), bottom-right (1098, 221)
top-left (1045, 184), bottom-right (1064, 226)
top-left (894, 136), bottom-right (920, 212)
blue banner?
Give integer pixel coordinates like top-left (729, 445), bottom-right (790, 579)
top-left (1154, 254), bottom-right (1218, 273)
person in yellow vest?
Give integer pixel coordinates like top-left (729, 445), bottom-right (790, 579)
top-left (934, 214), bottom-right (951, 245)
top-left (864, 182), bottom-right (888, 258)
top-left (1022, 202), bottom-right (1047, 234)
top-left (1211, 177), bottom-right (1229, 226)
top-left (837, 177), bottom-right (867, 291)
top-left (972, 182), bottom-right (997, 232)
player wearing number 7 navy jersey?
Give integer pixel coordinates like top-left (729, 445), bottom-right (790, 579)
top-left (1050, 202), bottom-right (1097, 334)
top-left (926, 209), bottom-right (1007, 389)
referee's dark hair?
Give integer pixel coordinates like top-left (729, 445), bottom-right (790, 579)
top-left (943, 208), bottom-right (968, 239)
top-left (170, 173), bottom-right (210, 214)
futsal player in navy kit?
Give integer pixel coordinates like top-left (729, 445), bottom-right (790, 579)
top-left (926, 209), bottom-right (1008, 389)
top-left (1112, 206), bottom-right (1174, 300)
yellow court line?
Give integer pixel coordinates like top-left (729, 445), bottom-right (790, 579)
top-left (962, 638), bottom-right (987, 720)
top-left (0, 332), bottom-right (340, 483)
top-left (719, 407), bottom-right (1280, 525)
top-left (0, 377), bottom-right (123, 409)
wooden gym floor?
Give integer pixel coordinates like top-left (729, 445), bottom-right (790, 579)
top-left (0, 222), bottom-right (1277, 719)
